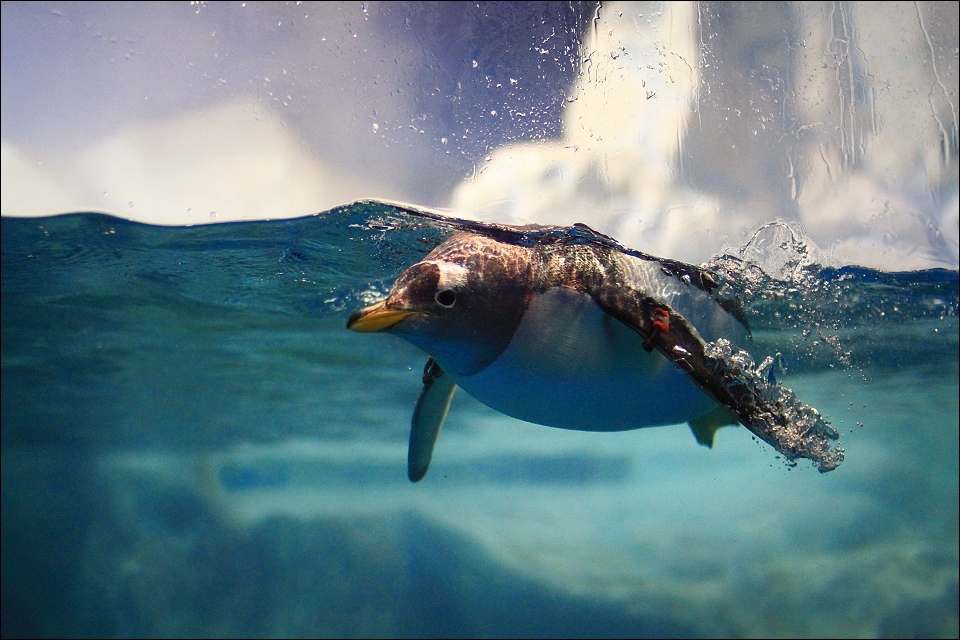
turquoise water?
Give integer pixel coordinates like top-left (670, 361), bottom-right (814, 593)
top-left (2, 201), bottom-right (958, 637)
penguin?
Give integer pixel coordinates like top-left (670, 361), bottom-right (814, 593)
top-left (347, 224), bottom-right (840, 481)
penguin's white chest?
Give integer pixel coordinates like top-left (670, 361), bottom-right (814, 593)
top-left (453, 287), bottom-right (716, 431)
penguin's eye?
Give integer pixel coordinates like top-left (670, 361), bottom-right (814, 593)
top-left (435, 288), bottom-right (457, 308)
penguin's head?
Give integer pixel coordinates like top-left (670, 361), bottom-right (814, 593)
top-left (347, 234), bottom-right (531, 376)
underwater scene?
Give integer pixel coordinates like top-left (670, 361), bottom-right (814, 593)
top-left (2, 200), bottom-right (957, 637)
top-left (3, 1), bottom-right (959, 638)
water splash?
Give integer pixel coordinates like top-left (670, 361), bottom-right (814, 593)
top-left (704, 338), bottom-right (844, 473)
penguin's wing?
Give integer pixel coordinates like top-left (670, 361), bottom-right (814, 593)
top-left (408, 357), bottom-right (457, 482)
top-left (592, 285), bottom-right (843, 472)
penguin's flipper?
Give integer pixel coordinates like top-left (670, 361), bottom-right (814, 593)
top-left (408, 357), bottom-right (457, 482)
top-left (593, 287), bottom-right (843, 472)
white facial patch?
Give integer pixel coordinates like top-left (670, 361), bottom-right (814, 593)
top-left (427, 260), bottom-right (469, 290)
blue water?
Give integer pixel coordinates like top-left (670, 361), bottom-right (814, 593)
top-left (2, 201), bottom-right (958, 638)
